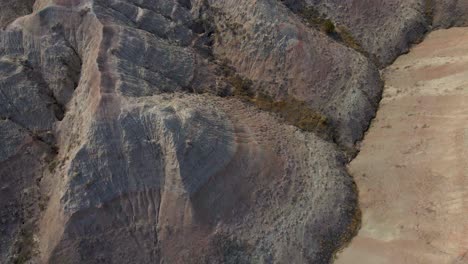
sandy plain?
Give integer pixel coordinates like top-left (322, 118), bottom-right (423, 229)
top-left (336, 27), bottom-right (468, 264)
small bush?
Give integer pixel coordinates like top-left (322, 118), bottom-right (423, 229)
top-left (321, 19), bottom-right (335, 34)
top-left (298, 6), bottom-right (335, 35)
top-left (229, 75), bottom-right (254, 97)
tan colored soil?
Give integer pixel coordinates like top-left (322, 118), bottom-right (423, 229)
top-left (335, 27), bottom-right (468, 264)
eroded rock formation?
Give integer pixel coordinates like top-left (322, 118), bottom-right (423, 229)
top-left (0, 0), bottom-right (466, 263)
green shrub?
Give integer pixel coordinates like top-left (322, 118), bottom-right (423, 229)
top-left (321, 19), bottom-right (335, 34)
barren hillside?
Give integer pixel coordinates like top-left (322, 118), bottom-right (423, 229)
top-left (0, 0), bottom-right (466, 263)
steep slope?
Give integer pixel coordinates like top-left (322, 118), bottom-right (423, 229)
top-left (0, 1), bottom-right (361, 263)
top-left (1, 0), bottom-right (467, 264)
top-left (193, 0), bottom-right (382, 149)
top-left (283, 0), bottom-right (468, 67)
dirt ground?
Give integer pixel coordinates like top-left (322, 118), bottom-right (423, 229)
top-left (335, 27), bottom-right (468, 264)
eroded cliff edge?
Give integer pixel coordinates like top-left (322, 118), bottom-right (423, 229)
top-left (0, 1), bottom-right (466, 263)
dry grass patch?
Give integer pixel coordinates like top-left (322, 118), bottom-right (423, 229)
top-left (252, 93), bottom-right (328, 134)
top-left (424, 0), bottom-right (435, 25)
top-left (299, 6), bottom-right (336, 35)
top-left (216, 59), bottom-right (330, 136)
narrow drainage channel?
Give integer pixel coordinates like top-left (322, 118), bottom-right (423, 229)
top-left (335, 27), bottom-right (468, 264)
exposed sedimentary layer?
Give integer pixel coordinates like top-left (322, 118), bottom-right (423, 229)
top-left (284, 0), bottom-right (468, 67)
top-left (1, 0), bottom-right (468, 263)
top-left (1, 1), bottom-right (361, 263)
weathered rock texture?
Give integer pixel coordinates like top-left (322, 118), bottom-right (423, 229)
top-left (1, 1), bottom-right (360, 263)
top-left (433, 0), bottom-right (468, 28)
top-left (0, 0), bottom-right (466, 264)
top-left (0, 0), bottom-right (35, 28)
top-left (284, 0), bottom-right (468, 66)
top-left (196, 0), bottom-right (382, 148)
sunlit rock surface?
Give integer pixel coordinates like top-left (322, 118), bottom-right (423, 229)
top-left (336, 27), bottom-right (468, 264)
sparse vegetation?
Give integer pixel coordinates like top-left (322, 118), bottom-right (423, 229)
top-left (288, 4), bottom-right (379, 63)
top-left (252, 93), bottom-right (329, 134)
top-left (210, 233), bottom-right (252, 264)
top-left (217, 59), bottom-right (254, 97)
top-left (189, 232), bottom-right (253, 264)
top-left (321, 19), bottom-right (336, 34)
top-left (337, 27), bottom-right (361, 51)
top-left (224, 21), bottom-right (243, 34)
top-left (229, 75), bottom-right (254, 97)
top-left (216, 59), bottom-right (330, 136)
top-left (12, 226), bottom-right (36, 264)
top-left (335, 26), bottom-right (381, 66)
top-left (300, 6), bottom-right (322, 26)
top-left (424, 0), bottom-right (435, 25)
top-left (299, 6), bottom-right (336, 35)
top-left (48, 159), bottom-right (59, 173)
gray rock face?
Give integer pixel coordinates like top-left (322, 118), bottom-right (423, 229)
top-left (284, 0), bottom-right (468, 67)
top-left (0, 0), bottom-right (465, 264)
top-left (433, 0), bottom-right (468, 27)
top-left (193, 0), bottom-right (383, 148)
top-left (0, 0), bottom-right (34, 28)
top-left (300, 0), bottom-right (427, 66)
top-left (48, 95), bottom-right (357, 264)
top-left (0, 1), bottom-right (359, 263)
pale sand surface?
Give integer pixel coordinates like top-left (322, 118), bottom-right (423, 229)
top-left (335, 27), bottom-right (468, 264)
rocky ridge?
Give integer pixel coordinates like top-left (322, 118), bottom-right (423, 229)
top-left (0, 0), bottom-right (466, 263)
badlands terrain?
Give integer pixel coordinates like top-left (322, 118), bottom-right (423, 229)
top-left (0, 0), bottom-right (467, 263)
top-left (336, 26), bottom-right (468, 264)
